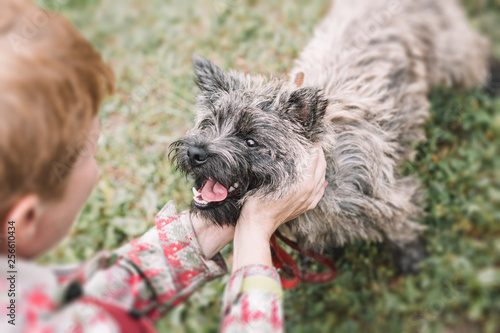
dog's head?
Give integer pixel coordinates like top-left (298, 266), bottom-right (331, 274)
top-left (169, 56), bottom-right (328, 225)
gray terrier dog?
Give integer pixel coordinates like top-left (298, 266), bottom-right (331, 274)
top-left (170, 0), bottom-right (497, 273)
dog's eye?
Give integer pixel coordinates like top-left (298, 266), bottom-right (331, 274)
top-left (245, 138), bottom-right (258, 148)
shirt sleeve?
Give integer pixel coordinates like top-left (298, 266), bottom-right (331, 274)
top-left (82, 201), bottom-right (227, 321)
top-left (221, 265), bottom-right (285, 333)
top-left (2, 200), bottom-right (286, 333)
top-left (3, 201), bottom-right (228, 333)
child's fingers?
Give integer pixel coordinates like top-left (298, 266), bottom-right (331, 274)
top-left (309, 181), bottom-right (328, 210)
top-left (306, 144), bottom-right (325, 182)
top-left (313, 145), bottom-right (327, 190)
top-left (301, 144), bottom-right (326, 206)
top-left (280, 144), bottom-right (327, 223)
top-left (317, 149), bottom-right (327, 180)
top-left (311, 167), bottom-right (326, 202)
top-left (301, 147), bottom-right (322, 197)
top-left (319, 165), bottom-right (326, 187)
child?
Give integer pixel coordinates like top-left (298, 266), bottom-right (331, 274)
top-left (0, 1), bottom-right (327, 332)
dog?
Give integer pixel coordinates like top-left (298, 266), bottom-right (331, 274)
top-left (170, 0), bottom-right (496, 273)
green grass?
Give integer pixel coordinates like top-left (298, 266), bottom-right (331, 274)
top-left (39, 1), bottom-right (500, 332)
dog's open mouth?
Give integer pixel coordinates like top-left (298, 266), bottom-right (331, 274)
top-left (192, 177), bottom-right (242, 208)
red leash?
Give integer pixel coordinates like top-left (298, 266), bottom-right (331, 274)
top-left (270, 230), bottom-right (337, 289)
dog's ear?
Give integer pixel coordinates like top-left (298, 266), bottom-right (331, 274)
top-left (192, 55), bottom-right (232, 94)
top-left (281, 87), bottom-right (328, 136)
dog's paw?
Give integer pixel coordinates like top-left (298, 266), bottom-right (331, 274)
top-left (389, 238), bottom-right (426, 275)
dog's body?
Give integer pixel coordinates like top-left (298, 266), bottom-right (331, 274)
top-left (170, 0), bottom-right (492, 273)
top-left (285, 0), bottom-right (491, 252)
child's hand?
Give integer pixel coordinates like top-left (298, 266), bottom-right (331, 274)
top-left (232, 143), bottom-right (327, 272)
top-left (238, 143), bottom-right (327, 240)
top-left (191, 214), bottom-right (235, 259)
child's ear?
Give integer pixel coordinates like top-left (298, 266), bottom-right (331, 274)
top-left (192, 55), bottom-right (233, 95)
top-left (3, 195), bottom-right (42, 255)
top-left (281, 87), bottom-right (328, 137)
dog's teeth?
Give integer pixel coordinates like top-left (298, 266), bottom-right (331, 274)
top-left (192, 187), bottom-right (199, 196)
top-left (228, 186), bottom-right (235, 192)
top-left (234, 182), bottom-right (239, 188)
top-left (193, 196), bottom-right (204, 204)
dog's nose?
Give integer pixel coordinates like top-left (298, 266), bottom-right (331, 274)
top-left (187, 146), bottom-right (209, 166)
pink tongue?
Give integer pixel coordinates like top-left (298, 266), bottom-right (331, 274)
top-left (201, 178), bottom-right (228, 202)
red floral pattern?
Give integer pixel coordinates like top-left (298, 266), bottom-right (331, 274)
top-left (0, 201), bottom-right (283, 332)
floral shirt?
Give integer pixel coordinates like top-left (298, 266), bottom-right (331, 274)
top-left (0, 201), bottom-right (284, 332)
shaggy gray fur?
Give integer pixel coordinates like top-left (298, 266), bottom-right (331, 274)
top-left (170, 0), bottom-right (491, 266)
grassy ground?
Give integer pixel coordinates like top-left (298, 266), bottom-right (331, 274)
top-left (39, 0), bottom-right (500, 332)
